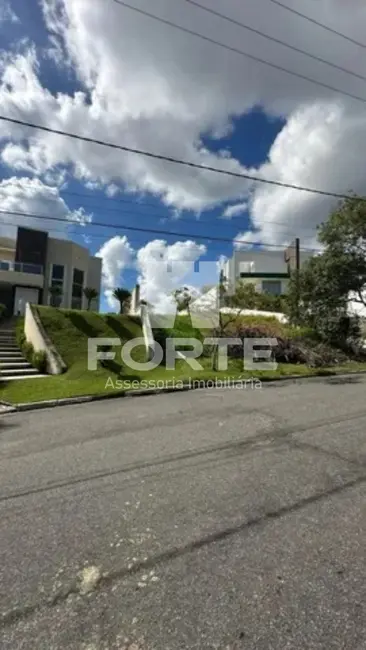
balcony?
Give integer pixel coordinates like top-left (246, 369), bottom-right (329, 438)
top-left (0, 260), bottom-right (44, 287)
top-left (0, 260), bottom-right (43, 274)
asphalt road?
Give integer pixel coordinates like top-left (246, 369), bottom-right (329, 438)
top-left (1, 375), bottom-right (366, 649)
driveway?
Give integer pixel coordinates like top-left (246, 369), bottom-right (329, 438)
top-left (1, 375), bottom-right (366, 649)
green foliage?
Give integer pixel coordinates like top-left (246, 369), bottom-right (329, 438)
top-left (32, 350), bottom-right (48, 373)
top-left (112, 287), bottom-right (131, 314)
top-left (49, 284), bottom-right (63, 307)
top-left (286, 196), bottom-right (366, 349)
top-left (83, 287), bottom-right (99, 310)
top-left (22, 341), bottom-right (34, 363)
top-left (231, 281), bottom-right (286, 313)
top-left (16, 321), bottom-right (26, 350)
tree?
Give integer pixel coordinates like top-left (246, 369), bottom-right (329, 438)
top-left (112, 287), bottom-right (132, 314)
top-left (286, 196), bottom-right (366, 345)
top-left (48, 285), bottom-right (63, 308)
top-left (173, 286), bottom-right (193, 316)
top-left (210, 270), bottom-right (248, 370)
top-left (83, 287), bottom-right (99, 311)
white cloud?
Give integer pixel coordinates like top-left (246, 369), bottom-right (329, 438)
top-left (137, 239), bottom-right (206, 313)
top-left (96, 235), bottom-right (134, 308)
top-left (241, 101), bottom-right (365, 249)
top-left (222, 202), bottom-right (248, 219)
top-left (0, 1), bottom-right (19, 24)
top-left (0, 176), bottom-right (92, 238)
top-left (0, 0), bottom-right (366, 248)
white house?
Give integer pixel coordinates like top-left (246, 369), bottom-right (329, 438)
top-left (0, 226), bottom-right (102, 315)
top-left (223, 249), bottom-right (313, 296)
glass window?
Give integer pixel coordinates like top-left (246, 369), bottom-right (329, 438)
top-left (262, 280), bottom-right (282, 296)
top-left (72, 268), bottom-right (84, 309)
top-left (52, 264), bottom-right (64, 281)
top-left (73, 268), bottom-right (84, 285)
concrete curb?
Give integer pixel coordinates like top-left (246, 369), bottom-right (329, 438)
top-left (3, 368), bottom-right (366, 413)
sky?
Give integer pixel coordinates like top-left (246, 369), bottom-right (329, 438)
top-left (0, 0), bottom-right (366, 312)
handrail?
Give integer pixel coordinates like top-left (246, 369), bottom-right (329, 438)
top-left (0, 260), bottom-right (43, 275)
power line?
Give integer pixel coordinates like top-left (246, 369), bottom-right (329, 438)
top-left (0, 115), bottom-right (362, 203)
top-left (180, 0), bottom-right (366, 82)
top-left (268, 0), bottom-right (366, 50)
top-left (0, 186), bottom-right (320, 234)
top-left (112, 0), bottom-right (366, 104)
top-left (0, 207), bottom-right (321, 252)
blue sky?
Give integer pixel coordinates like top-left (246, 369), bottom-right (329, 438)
top-left (1, 0), bottom-right (364, 311)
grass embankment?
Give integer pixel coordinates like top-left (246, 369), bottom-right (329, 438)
top-left (0, 310), bottom-right (365, 405)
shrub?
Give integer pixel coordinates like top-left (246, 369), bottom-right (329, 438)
top-left (32, 350), bottom-right (48, 373)
top-left (22, 341), bottom-right (34, 363)
top-left (225, 323), bottom-right (350, 368)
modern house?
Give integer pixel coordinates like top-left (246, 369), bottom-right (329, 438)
top-left (223, 249), bottom-right (313, 296)
top-left (0, 227), bottom-right (102, 315)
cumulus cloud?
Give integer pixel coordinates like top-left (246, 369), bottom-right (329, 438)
top-left (137, 239), bottom-right (207, 313)
top-left (0, 0), bottom-right (366, 248)
top-left (222, 202), bottom-right (248, 219)
top-left (0, 176), bottom-right (92, 238)
top-left (96, 235), bottom-right (134, 308)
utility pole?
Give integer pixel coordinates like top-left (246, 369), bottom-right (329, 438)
top-left (284, 238), bottom-right (301, 323)
top-left (295, 237), bottom-right (300, 323)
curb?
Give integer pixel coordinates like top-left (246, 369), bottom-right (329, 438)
top-left (3, 368), bottom-right (366, 413)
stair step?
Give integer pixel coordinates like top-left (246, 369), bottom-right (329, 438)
top-left (0, 374), bottom-right (47, 382)
top-left (0, 367), bottom-right (40, 376)
top-left (0, 362), bottom-right (32, 369)
top-left (0, 352), bottom-right (23, 358)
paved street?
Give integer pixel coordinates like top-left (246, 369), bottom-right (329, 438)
top-left (1, 375), bottom-right (366, 649)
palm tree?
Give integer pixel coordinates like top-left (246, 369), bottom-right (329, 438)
top-left (48, 285), bottom-right (63, 308)
top-left (83, 287), bottom-right (99, 311)
top-left (112, 287), bottom-right (132, 314)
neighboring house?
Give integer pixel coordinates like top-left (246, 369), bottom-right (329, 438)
top-left (223, 249), bottom-right (313, 296)
top-left (0, 226), bottom-right (102, 315)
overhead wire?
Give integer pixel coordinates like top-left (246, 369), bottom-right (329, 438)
top-left (180, 0), bottom-right (366, 82)
top-left (0, 115), bottom-right (363, 203)
top-left (0, 207), bottom-right (322, 252)
top-left (111, 0), bottom-right (366, 104)
top-left (267, 0), bottom-right (366, 50)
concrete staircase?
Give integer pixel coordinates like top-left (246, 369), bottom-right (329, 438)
top-left (0, 327), bottom-right (46, 381)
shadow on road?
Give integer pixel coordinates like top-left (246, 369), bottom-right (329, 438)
top-left (323, 375), bottom-right (363, 385)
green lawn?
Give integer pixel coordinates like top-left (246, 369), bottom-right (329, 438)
top-left (1, 307), bottom-right (366, 405)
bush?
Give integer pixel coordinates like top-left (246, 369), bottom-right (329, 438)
top-left (32, 350), bottom-right (48, 373)
top-left (225, 323), bottom-right (351, 368)
top-left (22, 341), bottom-right (34, 363)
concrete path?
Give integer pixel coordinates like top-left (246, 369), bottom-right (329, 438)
top-left (1, 375), bottom-right (366, 649)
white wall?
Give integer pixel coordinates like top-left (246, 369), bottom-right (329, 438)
top-left (227, 250), bottom-right (313, 288)
top-left (44, 238), bottom-right (101, 309)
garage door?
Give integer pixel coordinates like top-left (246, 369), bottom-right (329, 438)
top-left (14, 287), bottom-right (40, 315)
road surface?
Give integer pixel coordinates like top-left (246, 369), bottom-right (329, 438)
top-left (1, 375), bottom-right (366, 649)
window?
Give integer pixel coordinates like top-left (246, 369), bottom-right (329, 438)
top-left (72, 268), bottom-right (84, 309)
top-left (52, 264), bottom-right (64, 283)
top-left (49, 264), bottom-right (64, 306)
top-left (262, 280), bottom-right (282, 296)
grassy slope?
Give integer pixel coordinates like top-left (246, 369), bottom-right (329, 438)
top-left (0, 307), bottom-right (145, 403)
top-left (0, 309), bottom-right (365, 404)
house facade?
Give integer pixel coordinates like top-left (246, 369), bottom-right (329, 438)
top-left (0, 227), bottom-right (102, 315)
top-left (223, 249), bottom-right (313, 296)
